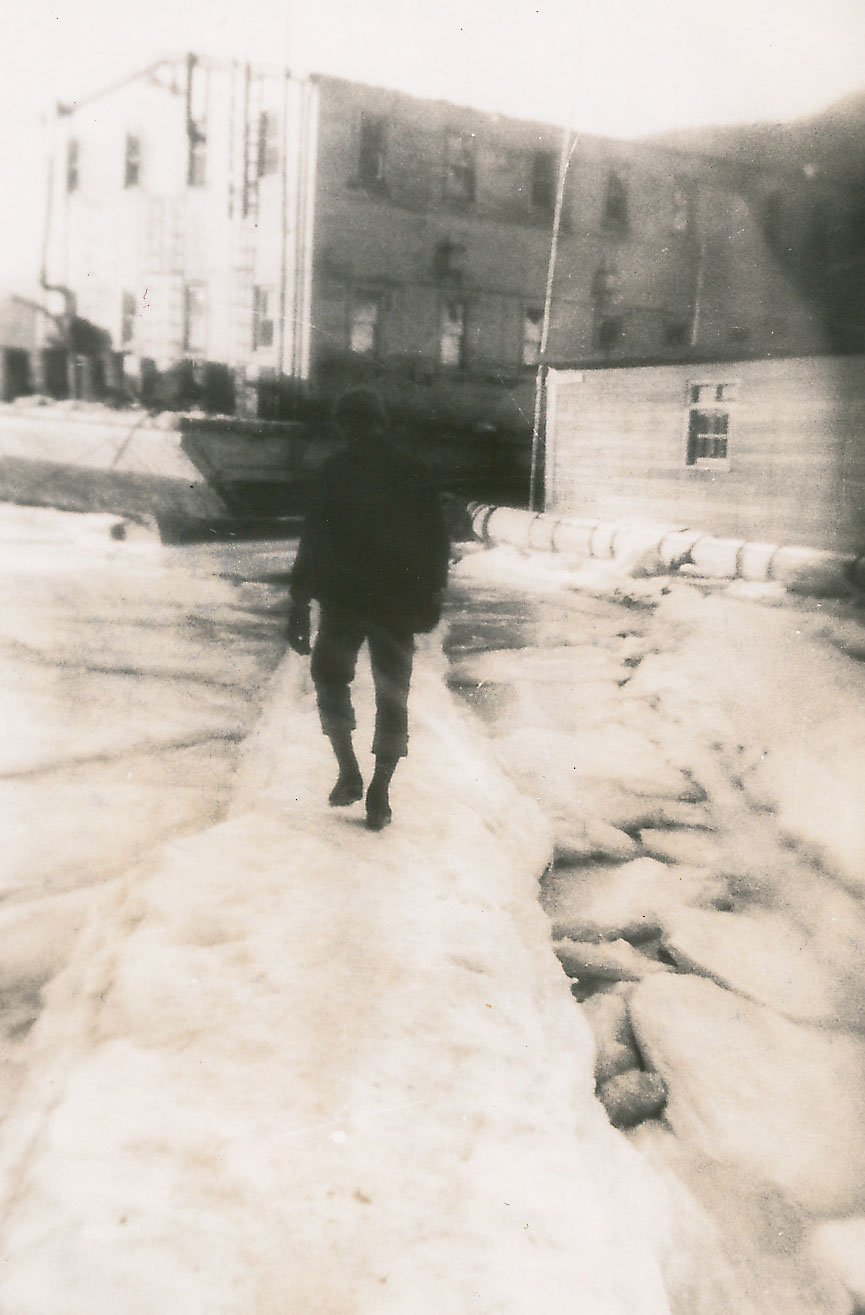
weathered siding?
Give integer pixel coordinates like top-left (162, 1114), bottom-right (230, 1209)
top-left (308, 75), bottom-right (825, 383)
top-left (546, 355), bottom-right (865, 553)
top-left (43, 56), bottom-right (833, 447)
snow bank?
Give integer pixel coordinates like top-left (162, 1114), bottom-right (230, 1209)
top-left (630, 588), bottom-right (865, 897)
top-left (454, 545), bottom-right (865, 903)
top-left (449, 542), bottom-right (865, 1312)
top-left (1, 506), bottom-right (279, 897)
top-left (0, 640), bottom-right (671, 1314)
top-left (631, 974), bottom-right (865, 1216)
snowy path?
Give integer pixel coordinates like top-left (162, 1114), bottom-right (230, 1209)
top-left (4, 511), bottom-right (865, 1312)
top-left (0, 515), bottom-right (671, 1313)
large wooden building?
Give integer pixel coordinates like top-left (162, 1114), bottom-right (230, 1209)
top-left (43, 53), bottom-right (825, 446)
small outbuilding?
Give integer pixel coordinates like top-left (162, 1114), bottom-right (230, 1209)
top-left (545, 353), bottom-right (865, 555)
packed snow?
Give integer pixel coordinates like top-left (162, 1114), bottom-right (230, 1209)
top-left (2, 510), bottom-right (865, 1312)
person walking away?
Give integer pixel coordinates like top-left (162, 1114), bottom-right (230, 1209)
top-left (286, 388), bottom-right (450, 831)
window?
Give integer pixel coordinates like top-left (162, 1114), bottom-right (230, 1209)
top-left (357, 114), bottom-right (387, 189)
top-left (531, 150), bottom-right (556, 214)
top-left (592, 260), bottom-right (620, 308)
top-left (257, 111), bottom-right (280, 178)
top-left (66, 138), bottom-right (80, 193)
top-left (183, 283), bottom-right (208, 355)
top-left (432, 238), bottom-right (466, 282)
top-left (591, 260), bottom-right (622, 350)
top-left (671, 179), bottom-right (692, 233)
top-left (444, 132), bottom-right (476, 203)
top-left (186, 57), bottom-right (208, 187)
top-left (686, 381), bottom-right (736, 465)
top-left (120, 290), bottom-right (137, 348)
top-left (124, 134), bottom-right (141, 188)
top-left (522, 308), bottom-right (544, 365)
top-left (602, 169), bottom-right (629, 232)
top-left (439, 299), bottom-right (467, 366)
top-left (663, 319), bottom-right (690, 347)
top-left (187, 127), bottom-right (207, 188)
top-left (349, 292), bottom-right (382, 356)
top-left (253, 286), bottom-right (276, 350)
top-left (594, 316), bottom-right (623, 352)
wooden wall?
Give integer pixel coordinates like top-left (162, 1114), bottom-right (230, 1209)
top-left (546, 355), bottom-right (865, 554)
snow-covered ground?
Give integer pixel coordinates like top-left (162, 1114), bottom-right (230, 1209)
top-left (447, 545), bottom-right (865, 1313)
top-left (2, 508), bottom-right (865, 1312)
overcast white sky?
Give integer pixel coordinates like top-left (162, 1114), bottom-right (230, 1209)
top-left (2, 0), bottom-right (864, 293)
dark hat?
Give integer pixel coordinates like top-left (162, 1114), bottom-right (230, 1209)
top-left (332, 387), bottom-right (388, 432)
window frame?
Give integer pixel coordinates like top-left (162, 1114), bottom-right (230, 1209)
top-left (348, 290), bottom-right (383, 357)
top-left (684, 380), bottom-right (737, 469)
top-left (252, 285), bottom-right (276, 351)
top-left (593, 315), bottom-right (624, 353)
top-left (591, 259), bottom-right (623, 352)
top-left (356, 113), bottom-right (388, 191)
top-left (66, 138), bottom-right (80, 193)
top-left (186, 57), bottom-right (208, 188)
top-left (124, 133), bottom-right (142, 189)
top-left (182, 281), bottom-right (208, 356)
top-left (521, 307), bottom-right (544, 366)
top-left (530, 149), bottom-right (557, 215)
top-left (438, 297), bottom-right (468, 368)
top-left (601, 168), bottom-right (629, 234)
top-left (257, 111), bottom-right (280, 179)
top-left (443, 131), bottom-right (476, 205)
top-left (187, 127), bottom-right (207, 188)
top-left (120, 290), bottom-right (137, 348)
top-left (663, 319), bottom-right (691, 348)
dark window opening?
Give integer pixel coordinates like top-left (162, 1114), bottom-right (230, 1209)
top-left (358, 114), bottom-right (387, 189)
top-left (602, 170), bottom-right (629, 232)
top-left (257, 111), bottom-right (280, 178)
top-left (253, 286), bottom-right (276, 350)
top-left (186, 57), bottom-right (208, 188)
top-left (439, 299), bottom-right (467, 366)
top-left (531, 150), bottom-right (557, 214)
top-left (187, 128), bottom-right (207, 188)
top-left (120, 291), bottom-right (136, 348)
top-left (444, 132), bottom-right (476, 203)
top-left (124, 134), bottom-right (141, 188)
top-left (592, 259), bottom-right (622, 351)
top-left (183, 282), bottom-right (208, 355)
top-left (663, 320), bottom-right (690, 347)
top-left (593, 316), bottom-right (623, 351)
top-left (66, 138), bottom-right (80, 193)
top-left (432, 238), bottom-right (466, 282)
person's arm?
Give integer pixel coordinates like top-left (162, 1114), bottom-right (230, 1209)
top-left (286, 469), bottom-right (327, 655)
top-left (411, 485), bottom-right (451, 633)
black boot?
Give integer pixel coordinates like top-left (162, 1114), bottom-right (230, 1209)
top-left (327, 732), bottom-right (363, 806)
top-left (366, 756), bottom-right (399, 831)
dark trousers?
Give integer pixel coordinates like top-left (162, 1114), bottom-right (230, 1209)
top-left (310, 603), bottom-right (415, 760)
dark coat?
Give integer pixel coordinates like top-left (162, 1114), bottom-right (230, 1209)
top-left (289, 436), bottom-right (450, 633)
